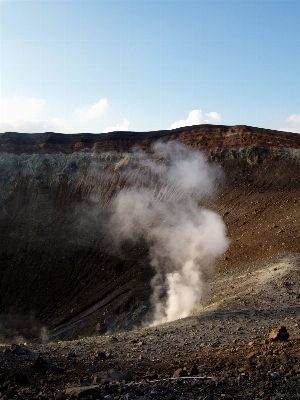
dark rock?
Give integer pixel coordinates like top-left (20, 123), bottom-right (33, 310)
top-left (105, 351), bottom-right (113, 359)
top-left (172, 368), bottom-right (189, 378)
top-left (269, 371), bottom-right (281, 379)
top-left (96, 322), bottom-right (107, 334)
top-left (67, 351), bottom-right (76, 358)
top-left (94, 351), bottom-right (106, 359)
top-left (8, 373), bottom-right (29, 388)
top-left (0, 374), bottom-right (5, 384)
top-left (142, 373), bottom-right (158, 380)
top-left (188, 365), bottom-right (199, 376)
top-left (31, 354), bottom-right (50, 372)
top-left (280, 351), bottom-right (294, 363)
top-left (10, 344), bottom-right (29, 355)
top-left (4, 389), bottom-right (18, 397)
top-left (65, 385), bottom-right (101, 399)
top-left (269, 326), bottom-right (289, 341)
top-left (93, 370), bottom-right (132, 383)
top-left (273, 395), bottom-right (286, 400)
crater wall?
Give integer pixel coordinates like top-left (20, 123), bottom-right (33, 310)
top-left (0, 125), bottom-right (299, 339)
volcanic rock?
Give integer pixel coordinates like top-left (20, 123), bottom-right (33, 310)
top-left (142, 373), bottom-right (158, 380)
top-left (93, 370), bottom-right (132, 383)
top-left (188, 365), bottom-right (199, 376)
top-left (65, 385), bottom-right (101, 398)
top-left (67, 350), bottom-right (77, 358)
top-left (94, 350), bottom-right (107, 359)
top-left (31, 354), bottom-right (51, 372)
top-left (269, 326), bottom-right (290, 342)
top-left (172, 368), bottom-right (189, 378)
top-left (7, 373), bottom-right (29, 388)
top-left (96, 322), bottom-right (108, 334)
top-left (9, 344), bottom-right (29, 356)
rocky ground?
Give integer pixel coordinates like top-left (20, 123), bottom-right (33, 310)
top-left (0, 126), bottom-right (299, 339)
top-left (1, 127), bottom-right (300, 398)
top-left (1, 254), bottom-right (300, 399)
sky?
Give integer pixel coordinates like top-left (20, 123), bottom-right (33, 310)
top-left (0, 0), bottom-right (300, 134)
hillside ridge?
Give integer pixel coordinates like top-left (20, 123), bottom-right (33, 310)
top-left (1, 124), bottom-right (300, 155)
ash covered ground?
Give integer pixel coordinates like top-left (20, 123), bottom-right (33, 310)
top-left (0, 125), bottom-right (300, 399)
top-left (1, 255), bottom-right (300, 399)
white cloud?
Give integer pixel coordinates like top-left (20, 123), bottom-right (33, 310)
top-left (0, 96), bottom-right (48, 133)
top-left (104, 119), bottom-right (130, 133)
top-left (1, 120), bottom-right (45, 133)
top-left (271, 113), bottom-right (300, 134)
top-left (283, 114), bottom-right (300, 133)
top-left (0, 96), bottom-right (46, 122)
top-left (0, 118), bottom-right (75, 134)
top-left (0, 96), bottom-right (111, 133)
top-left (76, 98), bottom-right (108, 122)
top-left (170, 109), bottom-right (221, 130)
top-left (205, 111), bottom-right (221, 123)
top-left (286, 114), bottom-right (300, 124)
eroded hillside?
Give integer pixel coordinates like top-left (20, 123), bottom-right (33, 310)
top-left (0, 125), bottom-right (299, 340)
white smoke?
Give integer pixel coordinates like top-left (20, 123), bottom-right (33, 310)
top-left (110, 141), bottom-right (229, 326)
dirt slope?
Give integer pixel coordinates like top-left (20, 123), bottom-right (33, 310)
top-left (0, 125), bottom-right (299, 340)
top-left (1, 253), bottom-right (300, 399)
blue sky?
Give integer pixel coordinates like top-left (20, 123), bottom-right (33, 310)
top-left (1, 0), bottom-right (300, 134)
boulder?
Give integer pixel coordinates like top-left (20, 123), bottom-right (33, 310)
top-left (172, 368), bottom-right (189, 378)
top-left (269, 326), bottom-right (289, 341)
top-left (31, 354), bottom-right (50, 372)
top-left (10, 344), bottom-right (29, 355)
top-left (65, 385), bottom-right (101, 399)
top-left (94, 350), bottom-right (107, 359)
top-left (188, 365), bottom-right (199, 376)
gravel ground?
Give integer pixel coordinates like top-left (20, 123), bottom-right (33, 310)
top-left (1, 254), bottom-right (300, 399)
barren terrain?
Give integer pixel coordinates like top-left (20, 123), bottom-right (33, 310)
top-left (1, 255), bottom-right (300, 399)
top-left (0, 125), bottom-right (299, 398)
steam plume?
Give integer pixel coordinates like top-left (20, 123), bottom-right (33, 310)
top-left (110, 142), bottom-right (229, 325)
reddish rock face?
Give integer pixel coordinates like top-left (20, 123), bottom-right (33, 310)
top-left (0, 125), bottom-right (299, 340)
top-left (1, 124), bottom-right (300, 155)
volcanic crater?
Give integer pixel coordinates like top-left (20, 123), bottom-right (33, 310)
top-left (0, 125), bottom-right (300, 399)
